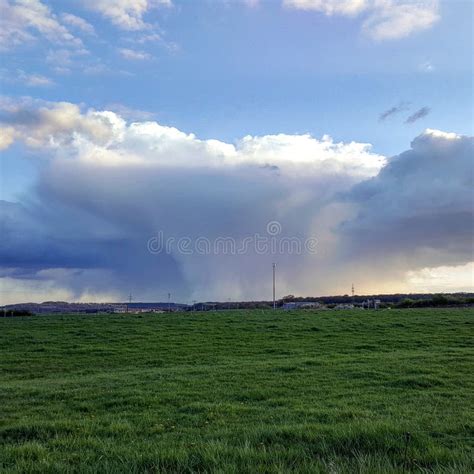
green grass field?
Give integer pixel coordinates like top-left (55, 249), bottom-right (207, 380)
top-left (1, 308), bottom-right (473, 473)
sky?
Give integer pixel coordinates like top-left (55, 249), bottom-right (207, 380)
top-left (0, 0), bottom-right (473, 304)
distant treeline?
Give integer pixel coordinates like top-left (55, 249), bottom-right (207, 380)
top-left (1, 309), bottom-right (33, 317)
top-left (194, 293), bottom-right (474, 310)
top-left (395, 294), bottom-right (474, 308)
top-left (2, 293), bottom-right (473, 315)
top-left (278, 293), bottom-right (474, 305)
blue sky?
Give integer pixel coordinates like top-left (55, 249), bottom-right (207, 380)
top-left (1, 0), bottom-right (473, 200)
top-left (2, 1), bottom-right (472, 144)
top-left (0, 0), bottom-right (473, 303)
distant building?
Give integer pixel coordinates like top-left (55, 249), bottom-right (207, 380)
top-left (362, 299), bottom-right (381, 309)
top-left (283, 302), bottom-right (324, 310)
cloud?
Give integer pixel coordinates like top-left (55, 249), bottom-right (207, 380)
top-left (339, 129), bottom-right (474, 273)
top-left (0, 69), bottom-right (54, 87)
top-left (284, 0), bottom-right (440, 40)
top-left (284, 0), bottom-right (369, 16)
top-left (363, 0), bottom-right (440, 40)
top-left (0, 126), bottom-right (16, 150)
top-left (0, 99), bottom-right (385, 175)
top-left (379, 102), bottom-right (410, 121)
top-left (407, 262), bottom-right (474, 293)
top-left (81, 0), bottom-right (172, 31)
top-left (133, 32), bottom-right (163, 43)
top-left (0, 0), bottom-right (83, 51)
top-left (119, 48), bottom-right (152, 60)
top-left (17, 70), bottom-right (54, 87)
top-left (0, 98), bottom-right (387, 302)
top-left (61, 13), bottom-right (95, 35)
top-left (1, 100), bottom-right (471, 303)
top-left (405, 106), bottom-right (431, 124)
top-left (0, 262), bottom-right (121, 305)
top-left (0, 100), bottom-right (119, 148)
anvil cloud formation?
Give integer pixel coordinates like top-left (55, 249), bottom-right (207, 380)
top-left (1, 99), bottom-right (472, 303)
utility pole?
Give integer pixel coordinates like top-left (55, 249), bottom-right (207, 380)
top-left (127, 293), bottom-right (132, 313)
top-left (168, 292), bottom-right (171, 312)
top-left (272, 262), bottom-right (276, 310)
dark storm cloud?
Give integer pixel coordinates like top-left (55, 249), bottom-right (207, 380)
top-left (339, 129), bottom-right (474, 269)
top-left (2, 99), bottom-right (472, 302)
top-left (405, 106), bottom-right (431, 124)
top-left (0, 97), bottom-right (384, 302)
top-left (0, 197), bottom-right (189, 300)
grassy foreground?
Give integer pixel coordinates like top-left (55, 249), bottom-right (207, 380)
top-left (0, 308), bottom-right (473, 473)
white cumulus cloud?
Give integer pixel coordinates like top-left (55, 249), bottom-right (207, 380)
top-left (363, 0), bottom-right (440, 40)
top-left (284, 0), bottom-right (440, 40)
top-left (81, 0), bottom-right (172, 31)
top-left (0, 0), bottom-right (83, 51)
top-left (0, 100), bottom-right (120, 148)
